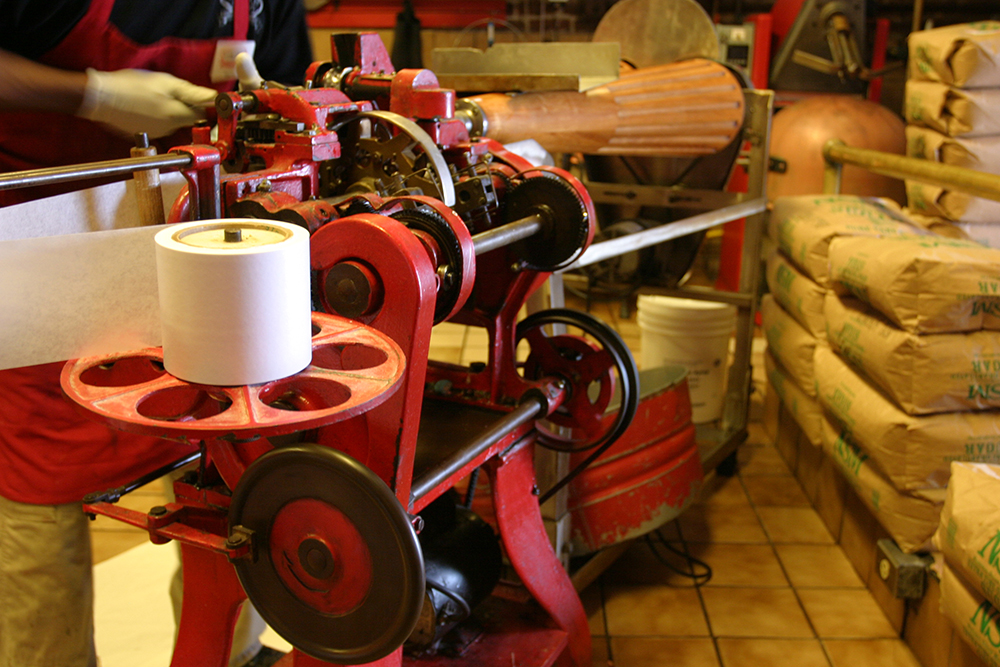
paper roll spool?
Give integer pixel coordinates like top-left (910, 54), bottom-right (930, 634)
top-left (155, 219), bottom-right (312, 386)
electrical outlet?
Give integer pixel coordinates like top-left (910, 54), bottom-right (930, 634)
top-left (876, 538), bottom-right (931, 599)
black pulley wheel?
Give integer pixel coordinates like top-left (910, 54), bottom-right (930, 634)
top-left (516, 308), bottom-right (639, 452)
top-left (503, 176), bottom-right (590, 272)
top-left (229, 445), bottom-right (424, 664)
top-left (390, 207), bottom-right (466, 323)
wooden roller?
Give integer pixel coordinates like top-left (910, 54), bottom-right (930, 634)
top-left (464, 59), bottom-right (745, 157)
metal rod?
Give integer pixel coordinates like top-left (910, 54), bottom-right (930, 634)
top-left (0, 154), bottom-right (192, 192)
top-left (562, 198), bottom-right (767, 271)
top-left (471, 214), bottom-right (544, 256)
top-left (410, 397), bottom-right (546, 502)
top-left (82, 450), bottom-right (202, 504)
top-left (911, 0), bottom-right (925, 33)
top-left (824, 140), bottom-right (1000, 203)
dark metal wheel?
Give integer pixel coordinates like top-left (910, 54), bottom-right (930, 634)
top-left (228, 445), bottom-right (424, 664)
top-left (503, 175), bottom-right (591, 272)
top-left (516, 308), bottom-right (639, 452)
top-left (390, 207), bottom-right (468, 323)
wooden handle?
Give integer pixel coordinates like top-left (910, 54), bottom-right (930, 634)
top-left (130, 145), bottom-right (166, 227)
top-left (467, 59), bottom-right (745, 156)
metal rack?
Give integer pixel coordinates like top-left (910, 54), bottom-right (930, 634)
top-left (550, 88), bottom-right (774, 475)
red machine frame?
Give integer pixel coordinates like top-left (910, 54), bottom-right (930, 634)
top-left (60, 32), bottom-right (636, 667)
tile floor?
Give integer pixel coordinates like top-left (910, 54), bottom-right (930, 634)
top-left (89, 295), bottom-right (923, 667)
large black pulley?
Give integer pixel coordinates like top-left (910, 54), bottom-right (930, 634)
top-left (390, 207), bottom-right (467, 323)
top-left (228, 445), bottom-right (424, 664)
top-left (516, 308), bottom-right (639, 453)
top-left (503, 175), bottom-right (591, 272)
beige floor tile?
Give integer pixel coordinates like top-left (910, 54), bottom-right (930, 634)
top-left (775, 545), bottom-right (865, 588)
top-left (738, 444), bottom-right (794, 476)
top-left (603, 585), bottom-right (709, 637)
top-left (745, 422), bottom-right (773, 447)
top-left (679, 503), bottom-right (770, 544)
top-left (741, 475), bottom-right (811, 507)
top-left (686, 543), bottom-right (788, 588)
top-left (823, 639), bottom-right (922, 667)
top-left (602, 540), bottom-right (697, 587)
top-left (798, 589), bottom-right (898, 638)
top-left (429, 322), bottom-right (468, 344)
top-left (582, 584), bottom-right (606, 636)
top-left (458, 327), bottom-right (490, 366)
top-left (700, 588), bottom-right (813, 638)
top-left (756, 506), bottom-right (835, 544)
top-left (591, 638), bottom-right (612, 667)
top-left (696, 474), bottom-right (751, 507)
top-left (428, 345), bottom-right (464, 365)
top-left (717, 638), bottom-right (831, 667)
top-left (609, 637), bottom-right (719, 667)
top-left (91, 530), bottom-right (150, 565)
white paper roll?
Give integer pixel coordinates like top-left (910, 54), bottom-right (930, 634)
top-left (155, 219), bottom-right (312, 386)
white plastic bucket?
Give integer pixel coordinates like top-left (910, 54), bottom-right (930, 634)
top-left (637, 295), bottom-right (736, 423)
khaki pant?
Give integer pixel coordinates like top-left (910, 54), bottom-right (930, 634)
top-left (0, 497), bottom-right (95, 667)
top-left (0, 494), bottom-right (261, 667)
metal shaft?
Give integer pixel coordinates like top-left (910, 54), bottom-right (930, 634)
top-left (471, 214), bottom-right (544, 256)
top-left (410, 396), bottom-right (546, 502)
top-left (824, 140), bottom-right (1000, 203)
top-left (0, 154), bottom-right (192, 191)
top-left (83, 451), bottom-right (201, 505)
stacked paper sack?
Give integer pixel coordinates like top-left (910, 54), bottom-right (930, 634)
top-left (905, 22), bottom-right (1000, 246)
top-left (934, 463), bottom-right (1000, 666)
top-left (764, 195), bottom-right (1000, 555)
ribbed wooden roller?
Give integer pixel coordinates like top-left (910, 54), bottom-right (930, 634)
top-left (467, 59), bottom-right (745, 157)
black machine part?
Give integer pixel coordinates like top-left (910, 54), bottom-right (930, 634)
top-left (390, 207), bottom-right (467, 324)
top-left (406, 492), bottom-right (503, 654)
top-left (503, 175), bottom-right (590, 272)
top-left (228, 445), bottom-right (425, 665)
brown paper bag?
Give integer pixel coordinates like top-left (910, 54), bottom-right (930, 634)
top-left (766, 251), bottom-right (827, 339)
top-left (764, 349), bottom-right (824, 447)
top-left (906, 125), bottom-right (1000, 175)
top-left (761, 295), bottom-right (817, 397)
top-left (937, 463), bottom-right (1000, 610)
top-left (940, 564), bottom-right (1000, 667)
top-left (901, 207), bottom-right (970, 239)
top-left (907, 179), bottom-right (1000, 224)
top-left (821, 415), bottom-right (942, 553)
top-left (905, 81), bottom-right (1000, 137)
top-left (908, 21), bottom-right (1000, 88)
top-left (769, 196), bottom-right (924, 286)
top-left (815, 345), bottom-right (1000, 491)
top-left (827, 234), bottom-right (1000, 333)
top-left (955, 222), bottom-right (1000, 250)
top-left (825, 293), bottom-right (1000, 414)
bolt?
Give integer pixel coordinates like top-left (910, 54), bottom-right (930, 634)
top-left (226, 533), bottom-right (248, 549)
top-left (149, 506), bottom-right (168, 517)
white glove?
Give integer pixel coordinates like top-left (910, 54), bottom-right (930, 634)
top-left (235, 53), bottom-right (263, 92)
top-left (76, 68), bottom-right (218, 138)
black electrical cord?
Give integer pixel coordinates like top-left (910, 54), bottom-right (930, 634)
top-left (643, 526), bottom-right (713, 587)
top-left (424, 578), bottom-right (472, 624)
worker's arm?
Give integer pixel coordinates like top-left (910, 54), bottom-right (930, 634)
top-left (0, 49), bottom-right (85, 113)
top-left (0, 48), bottom-right (218, 138)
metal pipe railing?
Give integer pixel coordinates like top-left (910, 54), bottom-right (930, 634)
top-left (0, 153), bottom-right (192, 192)
top-left (823, 140), bottom-right (1000, 203)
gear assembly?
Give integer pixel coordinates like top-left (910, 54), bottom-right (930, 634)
top-left (1, 29), bottom-right (753, 667)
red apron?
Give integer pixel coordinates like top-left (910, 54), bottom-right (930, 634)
top-left (0, 0), bottom-right (248, 505)
top-left (0, 0), bottom-right (248, 205)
